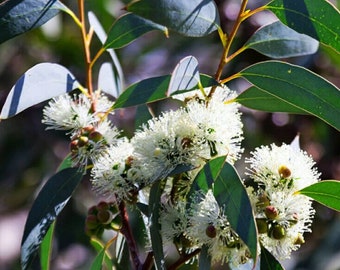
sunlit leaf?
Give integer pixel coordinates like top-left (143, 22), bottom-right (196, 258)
top-left (113, 74), bottom-right (216, 109)
top-left (245, 20), bottom-right (319, 58)
top-left (149, 180), bottom-right (166, 270)
top-left (21, 168), bottom-right (83, 270)
top-left (88, 11), bottom-right (123, 96)
top-left (239, 61), bottom-right (340, 131)
top-left (236, 86), bottom-right (306, 114)
top-left (260, 245), bottom-right (284, 270)
top-left (0, 0), bottom-right (67, 44)
top-left (98, 62), bottom-right (119, 98)
top-left (90, 238), bottom-right (113, 270)
top-left (297, 180), bottom-right (340, 211)
top-left (266, 0), bottom-right (340, 53)
top-left (1, 63), bottom-right (80, 119)
top-left (104, 12), bottom-right (168, 49)
top-left (40, 221), bottom-right (55, 270)
top-left (213, 161), bottom-right (258, 261)
top-left (127, 0), bottom-right (220, 37)
top-left (167, 56), bottom-right (200, 96)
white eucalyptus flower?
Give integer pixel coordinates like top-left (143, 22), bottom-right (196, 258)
top-left (245, 142), bottom-right (321, 259)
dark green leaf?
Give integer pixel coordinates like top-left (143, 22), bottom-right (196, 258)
top-left (168, 56), bottom-right (200, 95)
top-left (21, 168), bottom-right (83, 270)
top-left (40, 221), bottom-right (55, 270)
top-left (113, 74), bottom-right (216, 109)
top-left (149, 180), bottom-right (166, 270)
top-left (104, 12), bottom-right (168, 49)
top-left (0, 0), bottom-right (66, 44)
top-left (239, 61), bottom-right (340, 131)
top-left (245, 20), bottom-right (319, 58)
top-left (260, 245), bottom-right (284, 270)
top-left (297, 180), bottom-right (340, 211)
top-left (266, 0), bottom-right (340, 53)
top-left (236, 86), bottom-right (306, 114)
top-left (88, 11), bottom-right (124, 95)
top-left (1, 63), bottom-right (80, 119)
top-left (213, 161), bottom-right (258, 261)
top-left (189, 156), bottom-right (225, 196)
top-left (127, 0), bottom-right (220, 37)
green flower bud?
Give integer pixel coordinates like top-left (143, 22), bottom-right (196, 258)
top-left (97, 210), bottom-right (112, 224)
top-left (78, 136), bottom-right (89, 147)
top-left (89, 131), bottom-right (103, 142)
top-left (269, 223), bottom-right (286, 240)
top-left (256, 218), bottom-right (268, 234)
top-left (265, 205), bottom-right (279, 220)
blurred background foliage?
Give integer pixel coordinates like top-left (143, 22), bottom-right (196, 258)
top-left (0, 0), bottom-right (339, 269)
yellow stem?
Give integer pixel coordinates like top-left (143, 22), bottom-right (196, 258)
top-left (208, 0), bottom-right (249, 98)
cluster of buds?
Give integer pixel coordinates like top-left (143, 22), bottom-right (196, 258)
top-left (85, 201), bottom-right (122, 237)
top-left (70, 125), bottom-right (103, 154)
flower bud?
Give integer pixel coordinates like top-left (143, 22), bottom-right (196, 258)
top-left (86, 215), bottom-right (99, 229)
top-left (294, 233), bottom-right (305, 245)
top-left (78, 136), bottom-right (89, 147)
top-left (256, 218), bottom-right (268, 234)
top-left (256, 193), bottom-right (270, 208)
top-left (278, 165), bottom-right (291, 178)
top-left (96, 201), bottom-right (109, 211)
top-left (89, 131), bottom-right (103, 142)
top-left (205, 224), bottom-right (217, 238)
top-left (265, 205), bottom-right (279, 220)
top-left (70, 140), bottom-right (79, 152)
top-left (269, 224), bottom-right (286, 240)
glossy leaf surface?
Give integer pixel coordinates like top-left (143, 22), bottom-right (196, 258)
top-left (113, 74), bottom-right (216, 109)
top-left (297, 180), bottom-right (340, 211)
top-left (168, 56), bottom-right (200, 95)
top-left (127, 0), bottom-right (220, 37)
top-left (266, 0), bottom-right (340, 53)
top-left (149, 181), bottom-right (166, 270)
top-left (21, 168), bottom-right (83, 269)
top-left (104, 12), bottom-right (168, 49)
top-left (40, 222), bottom-right (55, 270)
top-left (0, 0), bottom-right (66, 44)
top-left (245, 20), bottom-right (319, 58)
top-left (239, 61), bottom-right (340, 131)
top-left (236, 86), bottom-right (306, 114)
top-left (260, 245), bottom-right (284, 270)
top-left (213, 160), bottom-right (258, 261)
top-left (1, 63), bottom-right (80, 119)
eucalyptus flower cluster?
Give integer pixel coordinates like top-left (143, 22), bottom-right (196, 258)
top-left (41, 85), bottom-right (321, 266)
top-left (245, 142), bottom-right (321, 259)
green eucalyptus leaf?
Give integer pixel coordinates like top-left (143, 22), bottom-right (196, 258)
top-left (213, 161), bottom-right (258, 262)
top-left (21, 168), bottom-right (83, 270)
top-left (236, 86), bottom-right (306, 114)
top-left (127, 0), bottom-right (220, 37)
top-left (266, 0), bottom-right (340, 53)
top-left (260, 245), bottom-right (284, 270)
top-left (245, 20), bottom-right (319, 58)
top-left (113, 74), bottom-right (216, 109)
top-left (90, 238), bottom-right (113, 270)
top-left (239, 61), bottom-right (340, 131)
top-left (149, 180), bottom-right (166, 270)
top-left (88, 11), bottom-right (123, 96)
top-left (0, 0), bottom-right (66, 44)
top-left (40, 221), bottom-right (55, 270)
top-left (1, 63), bottom-right (80, 119)
top-left (90, 248), bottom-right (106, 270)
top-left (297, 180), bottom-right (340, 211)
top-left (167, 56), bottom-right (200, 96)
top-left (104, 12), bottom-right (168, 49)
